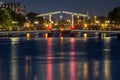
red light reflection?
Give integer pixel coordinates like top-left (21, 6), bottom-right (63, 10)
top-left (46, 38), bottom-right (52, 80)
top-left (70, 38), bottom-right (76, 80)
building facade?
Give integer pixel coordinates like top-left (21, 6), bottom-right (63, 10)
top-left (0, 1), bottom-right (26, 16)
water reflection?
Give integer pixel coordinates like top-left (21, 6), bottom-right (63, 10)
top-left (83, 33), bottom-right (88, 42)
top-left (26, 33), bottom-right (30, 40)
top-left (59, 61), bottom-right (64, 80)
top-left (25, 56), bottom-right (32, 80)
top-left (93, 60), bottom-right (99, 80)
top-left (60, 37), bottom-right (64, 80)
top-left (0, 37), bottom-right (119, 80)
top-left (10, 38), bottom-right (19, 80)
top-left (83, 62), bottom-right (88, 80)
top-left (46, 38), bottom-right (53, 80)
top-left (70, 38), bottom-right (76, 80)
top-left (103, 37), bottom-right (111, 80)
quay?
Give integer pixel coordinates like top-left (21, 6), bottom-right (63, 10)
top-left (1, 30), bottom-right (120, 34)
top-left (0, 30), bottom-right (120, 38)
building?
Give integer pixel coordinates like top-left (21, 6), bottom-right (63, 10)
top-left (0, 1), bottom-right (26, 16)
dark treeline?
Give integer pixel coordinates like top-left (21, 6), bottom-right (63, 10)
top-left (0, 8), bottom-right (26, 30)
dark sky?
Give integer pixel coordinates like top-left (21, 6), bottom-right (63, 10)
top-left (2, 0), bottom-right (120, 16)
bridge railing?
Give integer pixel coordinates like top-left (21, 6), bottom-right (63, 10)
top-left (71, 30), bottom-right (120, 33)
top-left (0, 30), bottom-right (51, 34)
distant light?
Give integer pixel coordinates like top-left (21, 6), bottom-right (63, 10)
top-left (34, 21), bottom-right (39, 24)
top-left (48, 26), bottom-right (51, 30)
top-left (84, 24), bottom-right (88, 27)
top-left (51, 21), bottom-right (54, 24)
top-left (45, 24), bottom-right (49, 27)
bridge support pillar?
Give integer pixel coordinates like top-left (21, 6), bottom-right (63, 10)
top-left (98, 33), bottom-right (102, 40)
top-left (77, 32), bottom-right (81, 37)
top-left (70, 32), bottom-right (74, 37)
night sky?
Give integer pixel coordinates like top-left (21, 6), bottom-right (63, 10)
top-left (1, 0), bottom-right (120, 16)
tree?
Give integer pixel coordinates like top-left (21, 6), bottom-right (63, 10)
top-left (108, 7), bottom-right (120, 24)
top-left (0, 8), bottom-right (26, 30)
top-left (10, 10), bottom-right (26, 27)
top-left (97, 16), bottom-right (108, 23)
top-left (0, 8), bottom-right (13, 30)
top-left (27, 12), bottom-right (44, 24)
top-left (26, 12), bottom-right (38, 24)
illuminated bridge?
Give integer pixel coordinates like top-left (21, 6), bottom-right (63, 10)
top-left (36, 11), bottom-right (89, 29)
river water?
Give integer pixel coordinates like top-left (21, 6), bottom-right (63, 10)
top-left (0, 37), bottom-right (120, 80)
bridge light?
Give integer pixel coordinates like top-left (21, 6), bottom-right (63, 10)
top-left (71, 26), bottom-right (75, 30)
top-left (84, 23), bottom-right (88, 30)
top-left (84, 24), bottom-right (87, 27)
top-left (48, 26), bottom-right (51, 30)
top-left (25, 22), bottom-right (31, 28)
top-left (45, 24), bottom-right (49, 27)
top-left (60, 27), bottom-right (64, 31)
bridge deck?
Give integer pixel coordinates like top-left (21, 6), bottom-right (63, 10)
top-left (0, 30), bottom-right (51, 34)
top-left (0, 30), bottom-right (120, 34)
top-left (72, 30), bottom-right (120, 33)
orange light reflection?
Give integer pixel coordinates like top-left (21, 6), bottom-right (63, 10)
top-left (60, 37), bottom-right (64, 80)
top-left (83, 62), bottom-right (88, 80)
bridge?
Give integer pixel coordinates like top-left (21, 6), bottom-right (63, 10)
top-left (0, 30), bottom-right (51, 34)
top-left (36, 11), bottom-right (89, 29)
top-left (0, 30), bottom-right (120, 34)
top-left (0, 30), bottom-right (120, 38)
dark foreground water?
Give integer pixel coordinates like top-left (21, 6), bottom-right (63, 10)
top-left (0, 37), bottom-right (120, 80)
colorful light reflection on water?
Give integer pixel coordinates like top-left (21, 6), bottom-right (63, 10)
top-left (0, 37), bottom-right (120, 80)
top-left (46, 38), bottom-right (52, 80)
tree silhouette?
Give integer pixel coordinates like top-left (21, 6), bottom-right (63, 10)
top-left (0, 8), bottom-right (13, 30)
top-left (108, 7), bottom-right (120, 24)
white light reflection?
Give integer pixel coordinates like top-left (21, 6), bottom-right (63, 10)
top-left (103, 37), bottom-right (111, 52)
top-left (93, 60), bottom-right (99, 79)
top-left (70, 38), bottom-right (76, 80)
top-left (76, 62), bottom-right (83, 80)
top-left (25, 56), bottom-right (32, 80)
top-left (103, 37), bottom-right (111, 80)
top-left (10, 38), bottom-right (20, 80)
top-left (10, 37), bottom-right (20, 45)
top-left (46, 38), bottom-right (53, 80)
